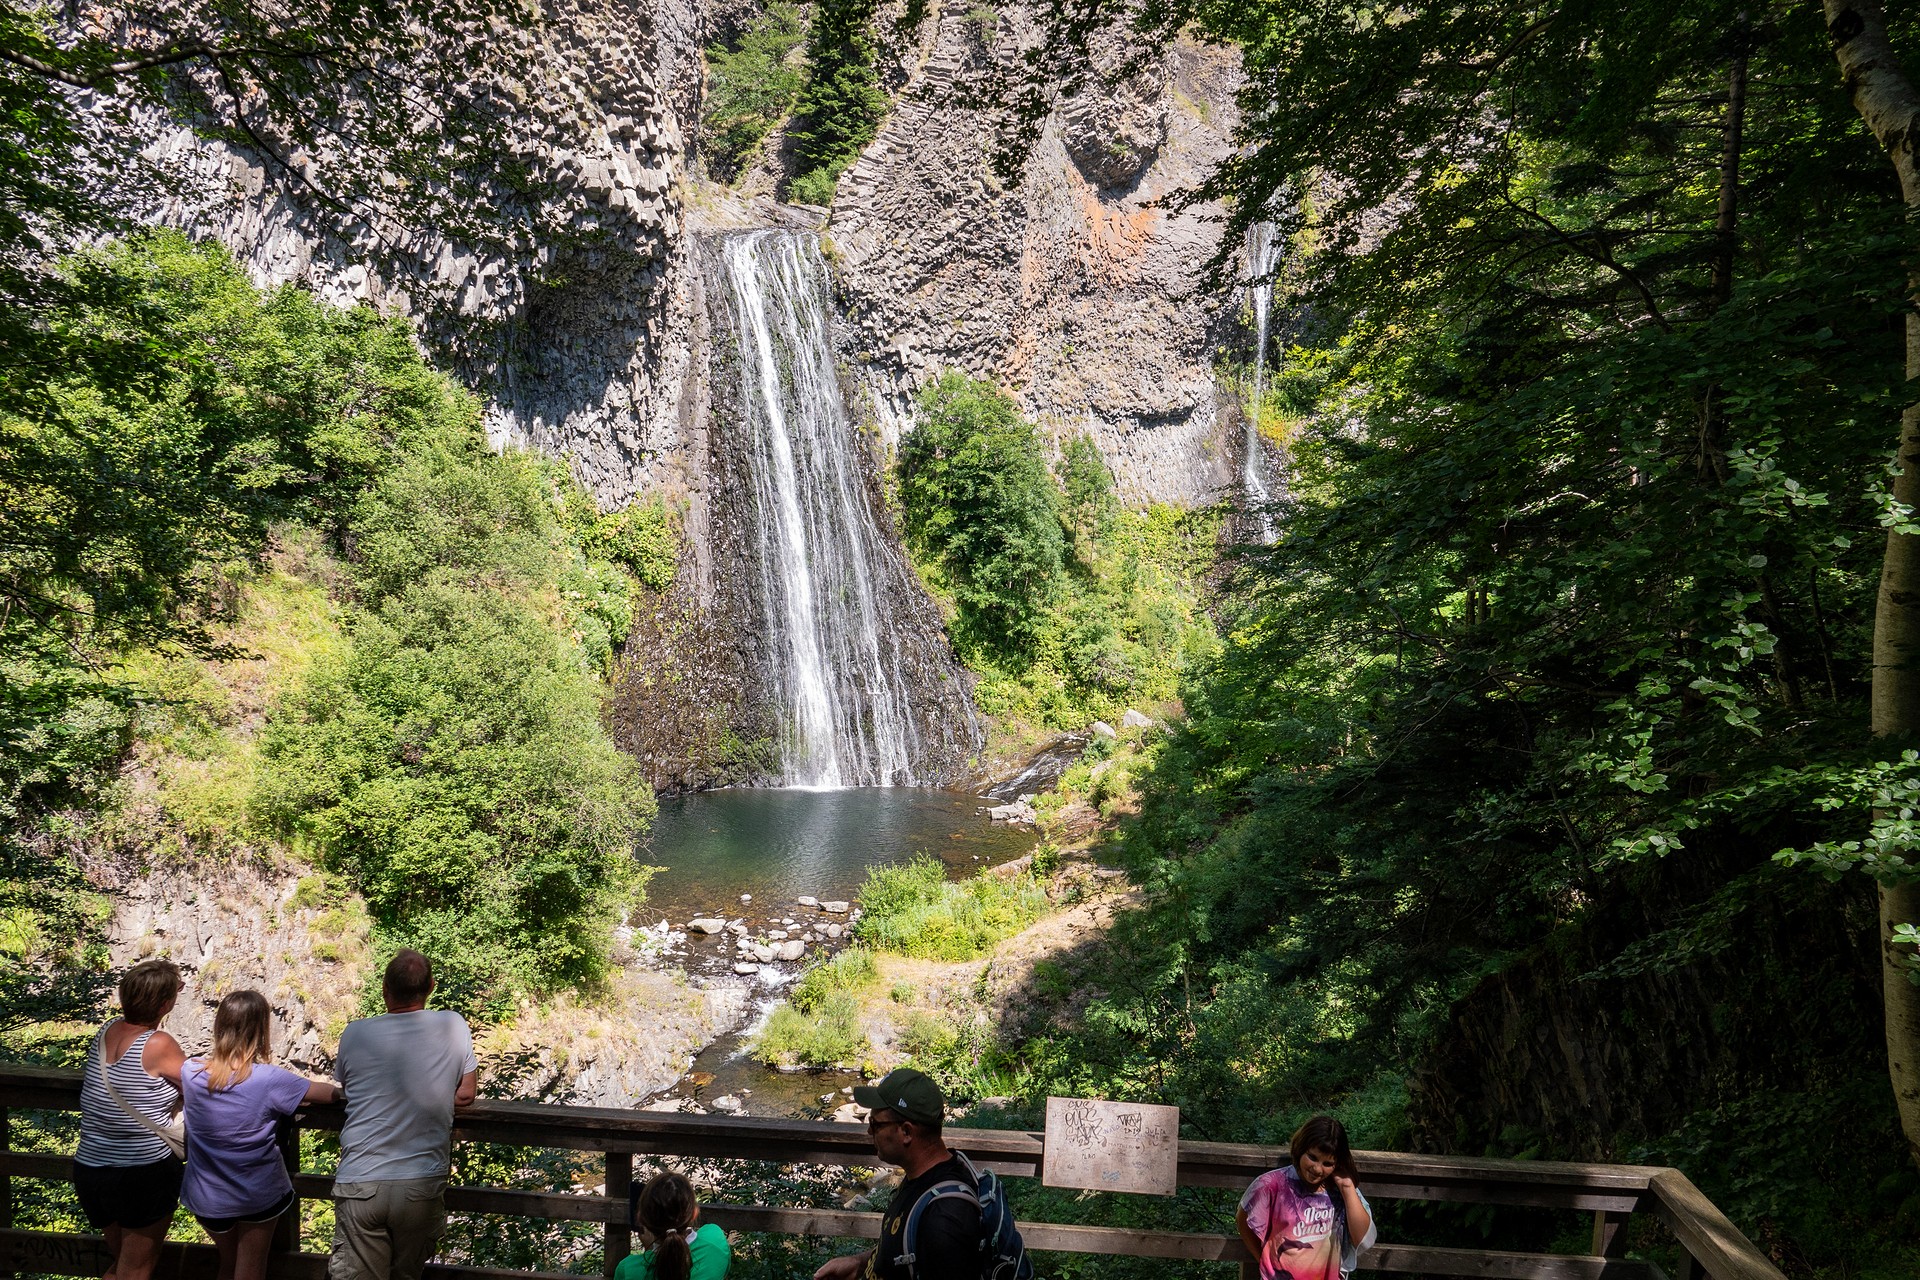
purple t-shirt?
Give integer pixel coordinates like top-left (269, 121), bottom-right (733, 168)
top-left (180, 1059), bottom-right (311, 1218)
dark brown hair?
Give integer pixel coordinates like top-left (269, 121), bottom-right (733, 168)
top-left (119, 959), bottom-right (181, 1025)
top-left (383, 949), bottom-right (434, 1006)
top-left (1290, 1114), bottom-right (1360, 1184)
top-left (635, 1172), bottom-right (699, 1280)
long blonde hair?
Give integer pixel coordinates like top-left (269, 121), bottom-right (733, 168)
top-left (204, 990), bottom-right (272, 1092)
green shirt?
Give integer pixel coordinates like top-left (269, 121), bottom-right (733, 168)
top-left (612, 1223), bottom-right (731, 1280)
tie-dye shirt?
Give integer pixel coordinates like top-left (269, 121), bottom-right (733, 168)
top-left (1239, 1165), bottom-right (1370, 1280)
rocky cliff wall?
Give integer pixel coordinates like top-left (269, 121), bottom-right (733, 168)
top-left (830, 7), bottom-right (1246, 506)
top-left (90, 0), bottom-right (696, 507)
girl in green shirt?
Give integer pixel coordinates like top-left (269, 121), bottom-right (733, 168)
top-left (616, 1172), bottom-right (731, 1280)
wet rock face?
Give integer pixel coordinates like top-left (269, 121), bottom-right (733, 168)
top-left (831, 9), bottom-right (1245, 506)
top-left (610, 231), bottom-right (982, 792)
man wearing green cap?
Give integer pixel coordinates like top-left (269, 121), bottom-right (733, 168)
top-left (813, 1068), bottom-right (980, 1280)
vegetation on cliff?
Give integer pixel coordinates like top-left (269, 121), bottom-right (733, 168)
top-left (1, 233), bottom-right (661, 1029)
top-left (701, 2), bottom-right (808, 178)
top-left (786, 0), bottom-right (890, 204)
top-left (896, 372), bottom-right (1218, 732)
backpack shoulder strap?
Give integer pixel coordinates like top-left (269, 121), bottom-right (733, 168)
top-left (897, 1170), bottom-right (982, 1280)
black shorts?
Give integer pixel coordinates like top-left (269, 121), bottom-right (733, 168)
top-left (193, 1188), bottom-right (296, 1235)
top-left (74, 1156), bottom-right (184, 1230)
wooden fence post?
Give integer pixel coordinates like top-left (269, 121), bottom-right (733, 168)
top-left (1591, 1209), bottom-right (1630, 1256)
top-left (604, 1152), bottom-right (633, 1277)
top-left (2, 1106), bottom-right (14, 1280)
top-left (273, 1120), bottom-right (301, 1256)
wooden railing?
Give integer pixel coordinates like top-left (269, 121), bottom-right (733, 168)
top-left (0, 1066), bottom-right (1781, 1280)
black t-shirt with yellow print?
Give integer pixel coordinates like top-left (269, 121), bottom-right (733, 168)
top-left (866, 1153), bottom-right (980, 1280)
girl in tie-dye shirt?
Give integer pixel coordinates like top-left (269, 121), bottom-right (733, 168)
top-left (1236, 1115), bottom-right (1377, 1280)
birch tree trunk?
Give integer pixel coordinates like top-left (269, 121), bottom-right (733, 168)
top-left (1823, 0), bottom-right (1920, 1168)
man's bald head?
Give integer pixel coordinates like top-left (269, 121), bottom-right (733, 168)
top-left (383, 949), bottom-right (434, 1009)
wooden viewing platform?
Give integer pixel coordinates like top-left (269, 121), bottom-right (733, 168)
top-left (0, 1065), bottom-right (1781, 1280)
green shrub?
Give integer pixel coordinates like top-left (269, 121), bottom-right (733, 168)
top-left (754, 991), bottom-right (867, 1066)
top-left (702, 2), bottom-right (807, 178)
top-left (790, 946), bottom-right (878, 1012)
top-left (897, 374), bottom-right (1065, 656)
top-left (853, 857), bottom-right (1049, 961)
top-left (581, 499), bottom-right (677, 592)
top-left (255, 575), bottom-right (653, 1005)
top-left (785, 163), bottom-right (844, 208)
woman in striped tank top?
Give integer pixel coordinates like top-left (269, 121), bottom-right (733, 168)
top-left (76, 959), bottom-right (186, 1280)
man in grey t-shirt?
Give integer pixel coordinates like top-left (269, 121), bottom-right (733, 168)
top-left (329, 950), bottom-right (478, 1280)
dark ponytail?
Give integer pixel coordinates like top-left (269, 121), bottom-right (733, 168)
top-left (636, 1172), bottom-right (699, 1280)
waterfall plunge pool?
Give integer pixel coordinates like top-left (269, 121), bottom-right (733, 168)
top-left (636, 787), bottom-right (1038, 1115)
top-left (640, 787), bottom-right (1036, 919)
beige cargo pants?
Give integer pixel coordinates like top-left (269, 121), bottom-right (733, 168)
top-left (329, 1178), bottom-right (448, 1280)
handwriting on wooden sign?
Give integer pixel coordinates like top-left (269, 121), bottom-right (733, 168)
top-left (1041, 1096), bottom-right (1180, 1197)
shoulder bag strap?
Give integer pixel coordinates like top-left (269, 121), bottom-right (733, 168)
top-left (98, 1031), bottom-right (186, 1157)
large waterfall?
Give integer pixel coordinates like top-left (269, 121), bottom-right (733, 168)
top-left (716, 230), bottom-right (926, 788)
top-left (1243, 222), bottom-right (1281, 542)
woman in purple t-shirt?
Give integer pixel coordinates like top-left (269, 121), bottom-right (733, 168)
top-left (181, 991), bottom-right (339, 1280)
top-left (1236, 1115), bottom-right (1376, 1280)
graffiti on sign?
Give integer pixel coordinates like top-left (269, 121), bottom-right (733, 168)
top-left (1041, 1096), bottom-right (1179, 1196)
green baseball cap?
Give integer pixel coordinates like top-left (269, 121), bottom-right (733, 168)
top-left (853, 1067), bottom-right (945, 1126)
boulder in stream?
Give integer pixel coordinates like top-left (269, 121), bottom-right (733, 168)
top-left (774, 940), bottom-right (806, 961)
top-left (797, 896), bottom-right (819, 907)
top-left (821, 900), bottom-right (850, 914)
top-left (687, 918), bottom-right (727, 934)
top-left (733, 962), bottom-right (760, 975)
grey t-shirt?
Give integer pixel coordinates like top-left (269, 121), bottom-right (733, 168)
top-left (333, 1009), bottom-right (477, 1182)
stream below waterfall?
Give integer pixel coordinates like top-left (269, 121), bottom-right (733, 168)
top-left (635, 787), bottom-right (1038, 1115)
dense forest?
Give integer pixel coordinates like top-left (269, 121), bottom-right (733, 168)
top-left (7, 2), bottom-right (1920, 1280)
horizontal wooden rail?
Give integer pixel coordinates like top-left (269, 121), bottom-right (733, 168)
top-left (0, 1065), bottom-right (1781, 1280)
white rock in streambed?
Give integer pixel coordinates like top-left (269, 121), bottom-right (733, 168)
top-left (824, 923), bottom-right (844, 939)
top-left (712, 1095), bottom-right (743, 1112)
top-left (821, 900), bottom-right (850, 914)
top-left (733, 962), bottom-right (761, 975)
top-left (774, 940), bottom-right (806, 961)
top-left (687, 918), bottom-right (727, 934)
top-left (797, 896), bottom-right (819, 907)
top-left (988, 801), bottom-right (1036, 824)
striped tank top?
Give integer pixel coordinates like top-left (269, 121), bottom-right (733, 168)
top-left (76, 1022), bottom-right (178, 1167)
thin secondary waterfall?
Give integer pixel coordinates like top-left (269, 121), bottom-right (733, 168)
top-left (718, 230), bottom-right (922, 788)
top-left (1243, 221), bottom-right (1280, 542)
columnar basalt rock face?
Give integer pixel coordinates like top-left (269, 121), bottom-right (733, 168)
top-left (830, 9), bottom-right (1245, 506)
top-left (95, 0), bottom-right (695, 508)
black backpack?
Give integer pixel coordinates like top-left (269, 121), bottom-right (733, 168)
top-left (896, 1150), bottom-right (1034, 1280)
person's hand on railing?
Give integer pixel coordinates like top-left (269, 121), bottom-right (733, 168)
top-left (813, 1247), bottom-right (871, 1279)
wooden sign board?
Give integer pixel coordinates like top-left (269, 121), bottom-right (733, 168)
top-left (1041, 1096), bottom-right (1180, 1197)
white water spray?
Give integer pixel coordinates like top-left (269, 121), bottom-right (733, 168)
top-left (1243, 222), bottom-right (1281, 542)
top-left (718, 231), bottom-right (923, 788)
